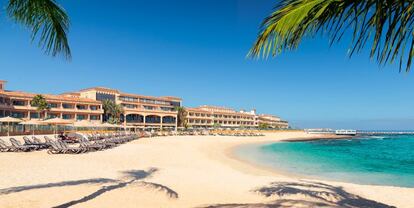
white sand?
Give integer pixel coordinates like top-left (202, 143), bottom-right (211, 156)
top-left (0, 131), bottom-right (413, 207)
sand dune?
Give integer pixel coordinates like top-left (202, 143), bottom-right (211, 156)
top-left (0, 132), bottom-right (412, 207)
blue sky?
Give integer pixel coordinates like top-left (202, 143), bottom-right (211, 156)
top-left (0, 0), bottom-right (413, 130)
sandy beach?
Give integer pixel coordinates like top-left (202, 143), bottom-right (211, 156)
top-left (0, 131), bottom-right (413, 208)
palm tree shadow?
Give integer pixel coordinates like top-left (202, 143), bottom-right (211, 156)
top-left (53, 167), bottom-right (178, 208)
top-left (202, 181), bottom-right (395, 208)
top-left (203, 199), bottom-right (332, 208)
top-left (0, 178), bottom-right (117, 195)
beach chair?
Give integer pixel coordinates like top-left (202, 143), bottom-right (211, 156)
top-left (79, 137), bottom-right (105, 151)
top-left (23, 136), bottom-right (48, 149)
top-left (57, 140), bottom-right (86, 154)
top-left (0, 138), bottom-right (13, 152)
top-left (9, 138), bottom-right (39, 152)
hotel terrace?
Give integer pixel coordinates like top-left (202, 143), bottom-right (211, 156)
top-left (0, 80), bottom-right (288, 130)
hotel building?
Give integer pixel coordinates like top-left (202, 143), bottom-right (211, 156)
top-left (0, 80), bottom-right (181, 129)
top-left (76, 87), bottom-right (181, 128)
top-left (186, 105), bottom-right (289, 129)
top-left (0, 80), bottom-right (288, 130)
top-left (257, 114), bottom-right (289, 129)
top-left (0, 81), bottom-right (104, 123)
top-left (186, 105), bottom-right (256, 128)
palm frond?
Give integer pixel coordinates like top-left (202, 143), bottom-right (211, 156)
top-left (7, 0), bottom-right (71, 59)
top-left (249, 0), bottom-right (414, 72)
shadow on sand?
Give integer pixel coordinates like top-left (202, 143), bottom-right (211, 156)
top-left (203, 181), bottom-right (395, 208)
top-left (0, 168), bottom-right (178, 208)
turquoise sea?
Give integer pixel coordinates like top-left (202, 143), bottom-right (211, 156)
top-left (236, 135), bottom-right (414, 187)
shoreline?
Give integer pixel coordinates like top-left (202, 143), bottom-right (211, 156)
top-left (224, 134), bottom-right (402, 188)
top-left (208, 132), bottom-right (414, 208)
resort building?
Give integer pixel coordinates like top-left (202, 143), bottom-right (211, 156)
top-left (186, 106), bottom-right (257, 128)
top-left (0, 81), bottom-right (104, 123)
top-left (0, 80), bottom-right (288, 130)
top-left (257, 114), bottom-right (289, 129)
top-left (0, 80), bottom-right (181, 129)
top-left (76, 87), bottom-right (181, 129)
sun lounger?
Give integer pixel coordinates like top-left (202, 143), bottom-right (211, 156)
top-left (9, 138), bottom-right (39, 152)
top-left (23, 136), bottom-right (49, 149)
top-left (0, 138), bottom-right (13, 152)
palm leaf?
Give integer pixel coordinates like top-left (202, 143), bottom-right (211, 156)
top-left (249, 0), bottom-right (414, 72)
top-left (7, 0), bottom-right (71, 59)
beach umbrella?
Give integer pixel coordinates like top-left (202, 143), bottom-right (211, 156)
top-left (20, 119), bottom-right (44, 136)
top-left (0, 116), bottom-right (22, 136)
top-left (42, 118), bottom-right (74, 136)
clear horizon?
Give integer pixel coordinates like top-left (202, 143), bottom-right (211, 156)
top-left (1, 0), bottom-right (413, 130)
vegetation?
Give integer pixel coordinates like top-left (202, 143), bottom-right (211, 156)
top-left (175, 106), bottom-right (187, 128)
top-left (258, 123), bottom-right (270, 129)
top-left (30, 94), bottom-right (50, 119)
top-left (6, 0), bottom-right (71, 59)
top-left (102, 100), bottom-right (124, 124)
top-left (249, 0), bottom-right (414, 72)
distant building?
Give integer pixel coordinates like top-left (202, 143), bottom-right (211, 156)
top-left (186, 105), bottom-right (289, 129)
top-left (257, 114), bottom-right (289, 129)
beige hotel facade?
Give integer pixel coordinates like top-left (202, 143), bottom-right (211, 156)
top-left (0, 80), bottom-right (288, 129)
top-left (186, 106), bottom-right (289, 129)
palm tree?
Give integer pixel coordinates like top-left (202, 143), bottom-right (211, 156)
top-left (174, 106), bottom-right (187, 128)
top-left (30, 94), bottom-right (50, 119)
top-left (102, 100), bottom-right (124, 124)
top-left (249, 0), bottom-right (414, 72)
top-left (6, 0), bottom-right (71, 59)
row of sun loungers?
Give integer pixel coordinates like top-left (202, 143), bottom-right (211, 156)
top-left (146, 130), bottom-right (264, 137)
top-left (172, 131), bottom-right (265, 137)
top-left (0, 131), bottom-right (142, 154)
top-left (0, 130), bottom-right (265, 153)
top-left (47, 132), bottom-right (140, 154)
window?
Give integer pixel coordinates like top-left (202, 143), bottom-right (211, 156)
top-left (11, 112), bottom-right (25, 118)
top-left (62, 103), bottom-right (74, 109)
top-left (119, 96), bottom-right (139, 102)
top-left (77, 115), bottom-right (86, 120)
top-left (161, 107), bottom-right (173, 111)
top-left (90, 115), bottom-right (100, 120)
top-left (12, 100), bottom-right (26, 106)
top-left (122, 104), bottom-right (137, 109)
top-left (62, 114), bottom-right (72, 120)
top-left (96, 93), bottom-right (115, 101)
top-left (30, 112), bottom-right (40, 119)
top-left (77, 105), bottom-right (87, 110)
top-left (143, 106), bottom-right (155, 110)
top-left (170, 101), bottom-right (181, 107)
top-left (49, 103), bottom-right (58, 108)
top-left (90, 106), bottom-right (99, 110)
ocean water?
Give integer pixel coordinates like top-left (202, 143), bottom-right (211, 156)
top-left (236, 135), bottom-right (414, 187)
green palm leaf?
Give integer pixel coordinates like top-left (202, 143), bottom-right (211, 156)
top-left (7, 0), bottom-right (71, 59)
top-left (249, 0), bottom-right (414, 72)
